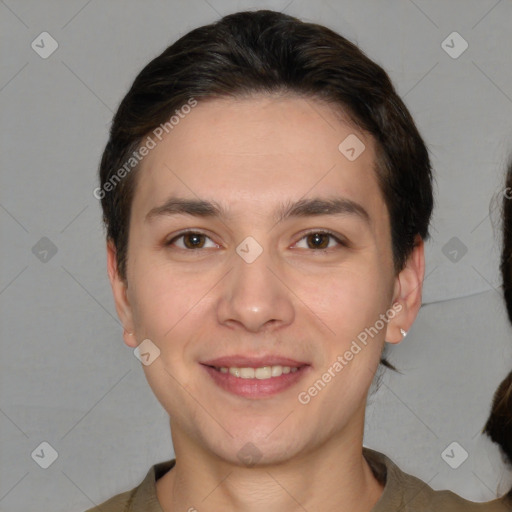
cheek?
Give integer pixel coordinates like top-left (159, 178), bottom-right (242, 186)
top-left (129, 267), bottom-right (205, 406)
top-left (129, 260), bottom-right (209, 338)
top-left (307, 265), bottom-right (391, 330)
top-left (300, 266), bottom-right (392, 389)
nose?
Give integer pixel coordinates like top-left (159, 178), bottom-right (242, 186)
top-left (216, 245), bottom-right (295, 333)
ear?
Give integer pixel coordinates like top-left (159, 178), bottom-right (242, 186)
top-left (106, 239), bottom-right (137, 348)
top-left (385, 236), bottom-right (425, 344)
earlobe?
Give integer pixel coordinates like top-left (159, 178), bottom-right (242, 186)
top-left (122, 329), bottom-right (137, 348)
top-left (106, 240), bottom-right (137, 348)
top-left (385, 236), bottom-right (425, 344)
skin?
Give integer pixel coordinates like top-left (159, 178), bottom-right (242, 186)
top-left (107, 94), bottom-right (425, 512)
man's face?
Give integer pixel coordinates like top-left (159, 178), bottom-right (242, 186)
top-left (110, 95), bottom-right (411, 465)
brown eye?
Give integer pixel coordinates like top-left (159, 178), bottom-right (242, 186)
top-left (306, 233), bottom-right (330, 249)
top-left (295, 231), bottom-right (345, 251)
top-left (167, 232), bottom-right (217, 250)
top-left (182, 233), bottom-right (206, 249)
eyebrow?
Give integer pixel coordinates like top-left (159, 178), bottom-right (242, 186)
top-left (145, 196), bottom-right (370, 225)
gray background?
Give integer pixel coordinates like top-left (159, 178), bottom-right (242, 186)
top-left (1, 0), bottom-right (512, 510)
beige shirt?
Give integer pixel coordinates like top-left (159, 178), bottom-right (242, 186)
top-left (85, 448), bottom-right (512, 511)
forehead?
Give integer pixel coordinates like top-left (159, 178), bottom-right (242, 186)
top-left (131, 94), bottom-right (387, 229)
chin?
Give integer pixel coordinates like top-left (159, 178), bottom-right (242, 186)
top-left (202, 427), bottom-right (308, 468)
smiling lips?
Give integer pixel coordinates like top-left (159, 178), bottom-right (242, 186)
top-left (202, 355), bottom-right (308, 379)
top-left (201, 355), bottom-right (310, 398)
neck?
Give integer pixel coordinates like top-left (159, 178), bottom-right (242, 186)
top-left (156, 421), bottom-right (383, 512)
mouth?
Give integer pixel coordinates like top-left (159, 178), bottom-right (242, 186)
top-left (200, 355), bottom-right (311, 398)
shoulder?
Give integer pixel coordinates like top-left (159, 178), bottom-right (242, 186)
top-left (364, 448), bottom-right (510, 511)
top-left (83, 488), bottom-right (135, 512)
top-left (82, 460), bottom-right (176, 512)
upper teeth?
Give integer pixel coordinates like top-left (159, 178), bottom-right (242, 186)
top-left (218, 366), bottom-right (299, 379)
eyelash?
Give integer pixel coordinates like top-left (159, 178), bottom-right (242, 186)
top-left (165, 230), bottom-right (348, 251)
